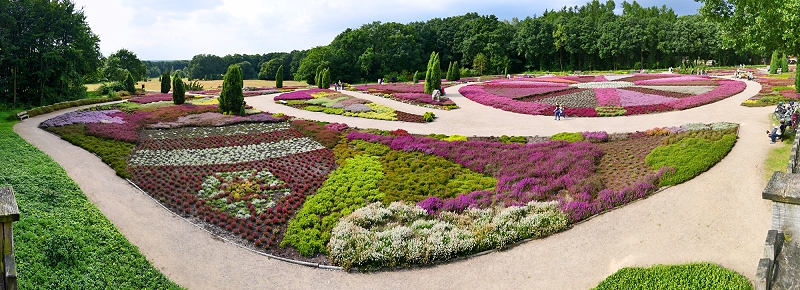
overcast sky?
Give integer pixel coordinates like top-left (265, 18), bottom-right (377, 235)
top-left (71, 0), bottom-right (703, 61)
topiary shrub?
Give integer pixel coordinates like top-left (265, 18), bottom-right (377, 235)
top-left (171, 72), bottom-right (185, 105)
top-left (220, 64), bottom-right (244, 115)
top-left (275, 64), bottom-right (284, 88)
top-left (550, 132), bottom-right (585, 142)
top-left (160, 71), bottom-right (171, 93)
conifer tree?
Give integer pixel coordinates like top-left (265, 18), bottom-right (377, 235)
top-left (413, 70), bottom-right (419, 83)
top-left (770, 51), bottom-right (780, 74)
top-left (322, 68), bottom-right (331, 89)
top-left (424, 52), bottom-right (437, 94)
top-left (795, 65), bottom-right (800, 93)
top-left (275, 65), bottom-right (284, 88)
top-left (172, 72), bottom-right (185, 105)
top-left (782, 53), bottom-right (789, 74)
top-left (160, 71), bottom-right (171, 93)
top-left (220, 64), bottom-right (244, 115)
top-left (453, 61), bottom-right (460, 80)
top-left (124, 71), bottom-right (136, 94)
top-left (431, 53), bottom-right (442, 92)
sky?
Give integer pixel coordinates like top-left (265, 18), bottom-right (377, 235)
top-left (71, 0), bottom-right (704, 61)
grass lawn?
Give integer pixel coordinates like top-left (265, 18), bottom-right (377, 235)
top-left (0, 110), bottom-right (181, 289)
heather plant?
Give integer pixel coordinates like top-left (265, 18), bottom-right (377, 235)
top-left (595, 263), bottom-right (752, 289)
top-left (220, 64), bottom-right (244, 115)
top-left (499, 135), bottom-right (527, 144)
top-left (328, 201), bottom-right (568, 270)
top-left (171, 73), bottom-right (186, 105)
top-left (275, 65), bottom-right (284, 88)
top-left (647, 134), bottom-right (736, 186)
top-left (282, 154), bottom-right (385, 256)
top-left (160, 71), bottom-right (171, 93)
top-left (550, 132), bottom-right (585, 142)
top-left (581, 131), bottom-right (609, 142)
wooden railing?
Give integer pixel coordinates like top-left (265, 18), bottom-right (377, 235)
top-left (0, 187), bottom-right (20, 290)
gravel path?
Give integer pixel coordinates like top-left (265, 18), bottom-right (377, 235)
top-left (14, 78), bottom-right (773, 289)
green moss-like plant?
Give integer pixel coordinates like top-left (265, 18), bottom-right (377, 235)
top-left (275, 64), bottom-right (284, 88)
top-left (160, 71), bottom-right (171, 93)
top-left (220, 64), bottom-right (244, 115)
top-left (594, 262), bottom-right (752, 290)
top-left (550, 132), bottom-right (585, 142)
top-left (646, 134), bottom-right (737, 186)
top-left (171, 72), bottom-right (185, 105)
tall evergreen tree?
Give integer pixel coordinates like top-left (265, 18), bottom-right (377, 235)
top-left (431, 53), bottom-right (442, 92)
top-left (413, 70), bottom-right (419, 83)
top-left (453, 61), bottom-right (460, 80)
top-left (770, 51), bottom-right (780, 74)
top-left (220, 64), bottom-right (244, 115)
top-left (172, 72), bottom-right (185, 105)
top-left (124, 71), bottom-right (136, 93)
top-left (445, 62), bottom-right (453, 81)
top-left (160, 71), bottom-right (171, 93)
top-left (796, 65), bottom-right (800, 93)
top-left (322, 68), bottom-right (331, 89)
top-left (276, 65), bottom-right (284, 88)
top-left (424, 52), bottom-right (437, 94)
top-left (315, 65), bottom-right (323, 88)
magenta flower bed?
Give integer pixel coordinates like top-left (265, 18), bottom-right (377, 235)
top-left (350, 83), bottom-right (457, 108)
top-left (459, 75), bottom-right (745, 117)
top-left (392, 92), bottom-right (455, 106)
top-left (274, 89), bottom-right (327, 101)
top-left (129, 93), bottom-right (174, 104)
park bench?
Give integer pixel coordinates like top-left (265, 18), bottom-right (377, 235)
top-left (15, 112), bottom-right (27, 121)
top-left (0, 187), bottom-right (19, 290)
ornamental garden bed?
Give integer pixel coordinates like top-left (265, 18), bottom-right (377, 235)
top-left (348, 83), bottom-right (458, 110)
top-left (38, 99), bottom-right (739, 270)
top-left (741, 75), bottom-right (798, 107)
top-left (275, 89), bottom-right (435, 123)
top-left (459, 75), bottom-right (746, 116)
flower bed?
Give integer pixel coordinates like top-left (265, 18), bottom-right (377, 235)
top-left (459, 75), bottom-right (745, 116)
top-left (129, 93), bottom-right (174, 104)
top-left (348, 83), bottom-right (458, 109)
top-left (275, 89), bottom-right (431, 122)
top-left (742, 76), bottom-right (799, 107)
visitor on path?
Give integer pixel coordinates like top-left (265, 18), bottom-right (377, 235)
top-left (768, 124), bottom-right (782, 144)
top-left (780, 119), bottom-right (788, 137)
top-left (554, 104), bottom-right (563, 121)
top-left (338, 80), bottom-right (343, 90)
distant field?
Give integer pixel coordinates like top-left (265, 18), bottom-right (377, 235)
top-left (86, 79), bottom-right (309, 92)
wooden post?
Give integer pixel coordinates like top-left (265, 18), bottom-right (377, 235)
top-left (0, 187), bottom-right (20, 290)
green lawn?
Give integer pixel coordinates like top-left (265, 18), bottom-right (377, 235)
top-left (0, 110), bottom-right (181, 289)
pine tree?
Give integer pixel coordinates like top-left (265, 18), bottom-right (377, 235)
top-left (770, 51), bottom-right (780, 74)
top-left (275, 65), bottom-right (284, 88)
top-left (124, 71), bottom-right (136, 94)
top-left (431, 53), bottom-right (442, 92)
top-left (160, 71), bottom-right (171, 93)
top-left (322, 68), bottom-right (331, 89)
top-left (453, 61), bottom-right (460, 80)
top-left (220, 64), bottom-right (244, 115)
top-left (172, 72), bottom-right (185, 105)
top-left (445, 62), bottom-right (452, 81)
top-left (413, 70), bottom-right (419, 83)
top-left (424, 52), bottom-right (437, 94)
top-left (315, 65), bottom-right (323, 88)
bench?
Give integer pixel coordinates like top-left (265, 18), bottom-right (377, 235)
top-left (15, 112), bottom-right (27, 121)
top-left (0, 187), bottom-right (19, 290)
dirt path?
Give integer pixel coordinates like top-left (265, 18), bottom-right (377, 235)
top-left (15, 78), bottom-right (773, 289)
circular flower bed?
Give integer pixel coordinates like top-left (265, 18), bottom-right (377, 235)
top-left (459, 74), bottom-right (746, 117)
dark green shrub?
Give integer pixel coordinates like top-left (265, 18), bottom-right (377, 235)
top-left (413, 70), bottom-right (419, 83)
top-left (171, 72), bottom-right (185, 105)
top-left (796, 65), bottom-right (800, 93)
top-left (219, 64), bottom-right (244, 115)
top-left (123, 71), bottom-right (136, 94)
top-left (321, 68), bottom-right (331, 89)
top-left (499, 135), bottom-right (527, 144)
top-left (160, 71), bottom-right (170, 93)
top-left (594, 262), bottom-right (752, 290)
top-left (453, 61), bottom-right (460, 80)
top-left (782, 53), bottom-right (789, 74)
top-left (647, 134), bottom-right (736, 186)
top-left (424, 52), bottom-right (442, 94)
top-left (276, 64), bottom-right (284, 88)
top-left (550, 132), bottom-right (584, 142)
top-left (183, 80), bottom-right (204, 91)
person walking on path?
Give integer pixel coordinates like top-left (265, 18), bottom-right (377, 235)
top-left (554, 103), bottom-right (563, 121)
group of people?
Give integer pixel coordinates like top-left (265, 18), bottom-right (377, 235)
top-left (735, 68), bottom-right (753, 80)
top-left (332, 80), bottom-right (344, 91)
top-left (768, 102), bottom-right (800, 143)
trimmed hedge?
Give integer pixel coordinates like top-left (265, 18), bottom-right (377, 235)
top-left (594, 262), bottom-right (752, 290)
top-left (26, 96), bottom-right (124, 117)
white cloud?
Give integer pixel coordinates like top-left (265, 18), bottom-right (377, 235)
top-left (72, 0), bottom-right (701, 60)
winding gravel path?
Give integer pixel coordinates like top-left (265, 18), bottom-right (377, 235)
top-left (15, 78), bottom-right (773, 289)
